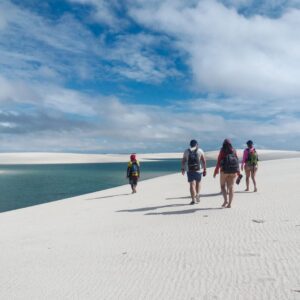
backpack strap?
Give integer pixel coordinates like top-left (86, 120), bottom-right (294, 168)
top-left (246, 148), bottom-right (251, 161)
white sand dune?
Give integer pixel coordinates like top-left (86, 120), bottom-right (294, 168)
top-left (0, 149), bottom-right (299, 164)
top-left (0, 153), bottom-right (299, 299)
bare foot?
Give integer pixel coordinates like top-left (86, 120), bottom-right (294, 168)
top-left (254, 188), bottom-right (257, 192)
top-left (245, 188), bottom-right (249, 191)
top-left (222, 202), bottom-right (228, 207)
top-left (226, 204), bottom-right (231, 208)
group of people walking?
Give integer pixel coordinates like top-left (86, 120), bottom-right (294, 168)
top-left (182, 139), bottom-right (258, 207)
top-left (126, 139), bottom-right (258, 208)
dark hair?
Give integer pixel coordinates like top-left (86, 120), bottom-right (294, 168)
top-left (221, 138), bottom-right (234, 154)
top-left (190, 139), bottom-right (198, 147)
top-left (246, 140), bottom-right (253, 146)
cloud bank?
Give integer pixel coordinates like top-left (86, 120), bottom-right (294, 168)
top-left (0, 0), bottom-right (299, 152)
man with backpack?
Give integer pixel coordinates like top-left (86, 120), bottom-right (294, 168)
top-left (127, 154), bottom-right (140, 194)
top-left (181, 140), bottom-right (207, 205)
top-left (241, 140), bottom-right (258, 192)
top-left (213, 139), bottom-right (240, 208)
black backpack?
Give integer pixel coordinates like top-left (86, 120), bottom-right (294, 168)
top-left (221, 153), bottom-right (239, 174)
top-left (188, 149), bottom-right (200, 171)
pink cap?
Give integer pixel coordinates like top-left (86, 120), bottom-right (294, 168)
top-left (130, 154), bottom-right (136, 161)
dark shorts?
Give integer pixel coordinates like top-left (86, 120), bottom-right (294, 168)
top-left (129, 177), bottom-right (138, 185)
top-left (187, 171), bottom-right (202, 183)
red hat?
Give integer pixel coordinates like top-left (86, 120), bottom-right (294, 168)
top-left (130, 154), bottom-right (136, 161)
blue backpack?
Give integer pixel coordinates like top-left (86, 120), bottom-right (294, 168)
top-left (130, 162), bottom-right (139, 177)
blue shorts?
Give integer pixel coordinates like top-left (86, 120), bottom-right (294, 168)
top-left (187, 171), bottom-right (202, 183)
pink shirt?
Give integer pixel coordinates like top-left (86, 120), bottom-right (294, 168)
top-left (242, 148), bottom-right (255, 164)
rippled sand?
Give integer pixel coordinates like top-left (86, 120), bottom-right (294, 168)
top-left (0, 153), bottom-right (299, 299)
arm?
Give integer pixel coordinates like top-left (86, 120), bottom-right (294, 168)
top-left (181, 153), bottom-right (186, 175)
top-left (126, 166), bottom-right (130, 178)
top-left (213, 151), bottom-right (222, 178)
top-left (235, 150), bottom-right (241, 176)
top-left (137, 163), bottom-right (140, 178)
top-left (200, 153), bottom-right (207, 176)
top-left (241, 149), bottom-right (248, 171)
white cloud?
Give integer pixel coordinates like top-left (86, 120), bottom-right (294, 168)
top-left (1, 70), bottom-right (299, 152)
top-left (128, 0), bottom-right (300, 100)
top-left (105, 33), bottom-right (180, 83)
top-left (1, 0), bottom-right (300, 152)
top-left (221, 0), bottom-right (300, 15)
top-left (0, 6), bottom-right (8, 30)
top-left (0, 74), bottom-right (97, 116)
top-left (0, 0), bottom-right (177, 84)
top-left (68, 0), bottom-right (125, 28)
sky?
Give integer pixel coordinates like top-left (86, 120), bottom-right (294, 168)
top-left (0, 0), bottom-right (300, 153)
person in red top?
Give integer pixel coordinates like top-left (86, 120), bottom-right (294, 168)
top-left (127, 154), bottom-right (140, 193)
top-left (213, 139), bottom-right (240, 208)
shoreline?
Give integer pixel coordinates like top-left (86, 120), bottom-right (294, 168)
top-left (0, 149), bottom-right (299, 165)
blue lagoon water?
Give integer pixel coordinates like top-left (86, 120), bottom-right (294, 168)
top-left (0, 159), bottom-right (215, 213)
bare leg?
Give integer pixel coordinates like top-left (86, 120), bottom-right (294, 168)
top-left (130, 178), bottom-right (138, 193)
top-left (196, 181), bottom-right (200, 195)
top-left (245, 169), bottom-right (250, 191)
top-left (195, 181), bottom-right (201, 202)
top-left (226, 186), bottom-right (234, 208)
top-left (190, 181), bottom-right (196, 203)
top-left (221, 184), bottom-right (228, 207)
top-left (251, 168), bottom-right (257, 192)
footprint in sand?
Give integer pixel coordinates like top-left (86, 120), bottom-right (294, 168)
top-left (252, 219), bottom-right (265, 223)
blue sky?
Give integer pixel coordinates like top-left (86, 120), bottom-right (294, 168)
top-left (0, 0), bottom-right (300, 153)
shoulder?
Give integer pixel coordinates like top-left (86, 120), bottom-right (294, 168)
top-left (183, 149), bottom-right (190, 156)
top-left (197, 148), bottom-right (204, 156)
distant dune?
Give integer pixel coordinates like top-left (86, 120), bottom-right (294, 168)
top-left (0, 150), bottom-right (299, 164)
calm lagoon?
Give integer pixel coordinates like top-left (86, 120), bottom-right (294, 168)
top-left (0, 159), bottom-right (216, 213)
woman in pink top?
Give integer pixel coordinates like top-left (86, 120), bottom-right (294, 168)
top-left (241, 140), bottom-right (258, 192)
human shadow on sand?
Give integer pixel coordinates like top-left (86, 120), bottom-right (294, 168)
top-left (165, 196), bottom-right (190, 200)
top-left (166, 192), bottom-right (221, 200)
top-left (86, 193), bottom-right (131, 200)
top-left (145, 207), bottom-right (223, 215)
top-left (116, 203), bottom-right (187, 213)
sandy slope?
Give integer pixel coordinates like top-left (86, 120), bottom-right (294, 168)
top-left (0, 157), bottom-right (299, 299)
